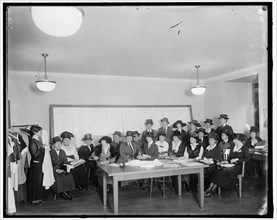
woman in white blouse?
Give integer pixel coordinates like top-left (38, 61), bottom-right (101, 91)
top-left (155, 132), bottom-right (169, 158)
top-left (60, 131), bottom-right (88, 190)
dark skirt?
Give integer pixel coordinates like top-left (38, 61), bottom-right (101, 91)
top-left (210, 164), bottom-right (241, 189)
top-left (70, 164), bottom-right (88, 186)
top-left (27, 161), bottom-right (44, 202)
top-left (53, 172), bottom-right (75, 193)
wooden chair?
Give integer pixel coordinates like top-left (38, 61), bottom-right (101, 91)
top-left (150, 177), bottom-right (173, 197)
top-left (218, 161), bottom-right (246, 197)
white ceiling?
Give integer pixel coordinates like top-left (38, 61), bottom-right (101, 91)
top-left (7, 5), bottom-right (267, 80)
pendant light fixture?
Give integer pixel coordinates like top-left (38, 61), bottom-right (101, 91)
top-left (31, 6), bottom-right (84, 37)
top-left (191, 65), bottom-right (206, 95)
top-left (35, 53), bottom-right (56, 92)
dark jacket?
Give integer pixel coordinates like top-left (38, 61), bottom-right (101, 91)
top-left (94, 144), bottom-right (117, 159)
top-left (143, 142), bottom-right (159, 160)
top-left (157, 126), bottom-right (174, 144)
top-left (171, 141), bottom-right (186, 157)
top-left (117, 142), bottom-right (142, 163)
top-left (78, 144), bottom-right (94, 161)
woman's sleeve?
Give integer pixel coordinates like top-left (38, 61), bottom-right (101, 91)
top-left (73, 147), bottom-right (79, 160)
top-left (196, 146), bottom-right (204, 160)
top-left (238, 146), bottom-right (250, 163)
top-left (119, 144), bottom-right (129, 161)
top-left (29, 141), bottom-right (44, 159)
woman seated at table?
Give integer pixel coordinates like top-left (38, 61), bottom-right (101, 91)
top-left (218, 129), bottom-right (234, 161)
top-left (182, 133), bottom-right (204, 192)
top-left (50, 136), bottom-right (75, 200)
top-left (155, 131), bottom-right (169, 158)
top-left (202, 132), bottom-right (222, 188)
top-left (171, 130), bottom-right (186, 157)
top-left (117, 131), bottom-right (142, 190)
top-left (197, 128), bottom-right (209, 149)
top-left (245, 126), bottom-right (266, 177)
top-left (60, 131), bottom-right (88, 190)
top-left (140, 132), bottom-right (159, 189)
top-left (204, 133), bottom-right (250, 196)
top-left (78, 133), bottom-right (95, 186)
top-left (92, 136), bottom-right (117, 191)
top-left (172, 120), bottom-right (188, 144)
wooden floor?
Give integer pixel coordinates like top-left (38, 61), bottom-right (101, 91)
top-left (10, 176), bottom-right (268, 217)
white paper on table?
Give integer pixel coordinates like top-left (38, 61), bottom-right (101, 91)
top-left (109, 163), bottom-right (120, 167)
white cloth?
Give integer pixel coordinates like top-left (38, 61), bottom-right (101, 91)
top-left (41, 129), bottom-right (50, 147)
top-left (233, 142), bottom-right (243, 152)
top-left (172, 140), bottom-right (181, 153)
top-left (42, 147), bottom-right (55, 189)
top-left (7, 177), bottom-right (16, 214)
top-left (155, 140), bottom-right (169, 153)
top-left (10, 162), bottom-right (19, 191)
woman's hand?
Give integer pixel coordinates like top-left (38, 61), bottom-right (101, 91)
top-left (94, 156), bottom-right (99, 161)
top-left (230, 158), bottom-right (239, 164)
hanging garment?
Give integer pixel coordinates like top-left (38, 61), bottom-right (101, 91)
top-left (42, 147), bottom-right (55, 189)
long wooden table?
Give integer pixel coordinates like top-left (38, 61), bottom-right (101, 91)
top-left (99, 162), bottom-right (208, 215)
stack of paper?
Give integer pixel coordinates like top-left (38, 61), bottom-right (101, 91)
top-left (70, 159), bottom-right (85, 168)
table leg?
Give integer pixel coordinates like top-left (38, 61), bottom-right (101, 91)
top-left (103, 173), bottom-right (107, 206)
top-left (113, 177), bottom-right (119, 215)
top-left (198, 169), bottom-right (204, 208)
top-left (178, 175), bottom-right (181, 196)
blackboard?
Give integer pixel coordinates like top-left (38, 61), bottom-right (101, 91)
top-left (49, 105), bottom-right (193, 148)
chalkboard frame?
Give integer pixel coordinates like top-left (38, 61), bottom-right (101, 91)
top-left (49, 104), bottom-right (193, 139)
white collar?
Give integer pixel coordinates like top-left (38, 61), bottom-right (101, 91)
top-left (206, 144), bottom-right (217, 151)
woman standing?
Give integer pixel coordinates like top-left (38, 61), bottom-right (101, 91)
top-left (27, 125), bottom-right (45, 204)
top-left (60, 131), bottom-right (88, 190)
top-left (205, 133), bottom-right (250, 196)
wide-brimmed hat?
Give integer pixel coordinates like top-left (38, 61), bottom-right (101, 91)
top-left (197, 128), bottom-right (206, 134)
top-left (157, 131), bottom-right (166, 138)
top-left (82, 133), bottom-right (93, 141)
top-left (208, 132), bottom-right (219, 141)
top-left (172, 130), bottom-right (181, 137)
top-left (160, 117), bottom-right (169, 124)
top-left (173, 120), bottom-right (186, 128)
top-left (204, 118), bottom-right (214, 125)
top-left (30, 125), bottom-right (42, 134)
top-left (250, 126), bottom-right (259, 133)
top-left (99, 136), bottom-right (112, 144)
top-left (60, 131), bottom-right (74, 139)
top-left (188, 120), bottom-right (201, 128)
top-left (145, 132), bottom-right (154, 138)
top-left (218, 114), bottom-right (229, 120)
top-left (125, 131), bottom-right (133, 137)
top-left (113, 131), bottom-right (122, 137)
top-left (132, 131), bottom-right (140, 136)
top-left (221, 128), bottom-right (232, 137)
top-left (189, 133), bottom-right (199, 142)
top-left (51, 136), bottom-right (62, 144)
top-left (145, 119), bottom-right (154, 125)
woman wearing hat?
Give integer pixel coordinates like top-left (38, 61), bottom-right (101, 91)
top-left (216, 114), bottom-right (234, 142)
top-left (92, 136), bottom-right (117, 191)
top-left (245, 126), bottom-right (266, 177)
top-left (204, 119), bottom-right (215, 135)
top-left (155, 131), bottom-right (170, 158)
top-left (111, 131), bottom-right (123, 162)
top-left (157, 117), bottom-right (174, 144)
top-left (117, 131), bottom-right (142, 190)
top-left (60, 131), bottom-right (88, 190)
top-left (202, 132), bottom-right (222, 189)
top-left (197, 128), bottom-right (209, 149)
top-left (218, 129), bottom-right (234, 161)
top-left (205, 133), bottom-right (250, 196)
top-left (182, 134), bottom-right (204, 192)
top-left (50, 136), bottom-right (75, 200)
top-left (188, 120), bottom-right (201, 136)
top-left (171, 130), bottom-right (186, 157)
top-left (78, 134), bottom-right (95, 186)
top-left (173, 120), bottom-right (188, 144)
top-left (27, 125), bottom-right (45, 204)
top-left (141, 119), bottom-right (158, 145)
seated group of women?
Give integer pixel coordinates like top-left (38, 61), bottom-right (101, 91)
top-left (26, 115), bottom-right (265, 204)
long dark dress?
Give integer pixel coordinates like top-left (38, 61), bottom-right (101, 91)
top-left (27, 138), bottom-right (45, 203)
top-left (210, 144), bottom-right (250, 189)
top-left (78, 144), bottom-right (95, 184)
top-left (50, 149), bottom-right (75, 193)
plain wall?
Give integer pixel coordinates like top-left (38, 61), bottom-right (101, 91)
top-left (8, 73), bottom-right (204, 133)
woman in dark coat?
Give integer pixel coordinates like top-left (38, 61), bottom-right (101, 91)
top-left (92, 136), bottom-right (117, 191)
top-left (218, 128), bottom-right (234, 160)
top-left (27, 125), bottom-right (45, 204)
top-left (60, 131), bottom-right (88, 190)
top-left (50, 136), bottom-right (75, 200)
top-left (78, 133), bottom-right (95, 185)
top-left (202, 132), bottom-right (222, 189)
top-left (171, 130), bottom-right (186, 157)
top-left (172, 120), bottom-right (188, 145)
top-left (205, 134), bottom-right (250, 196)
